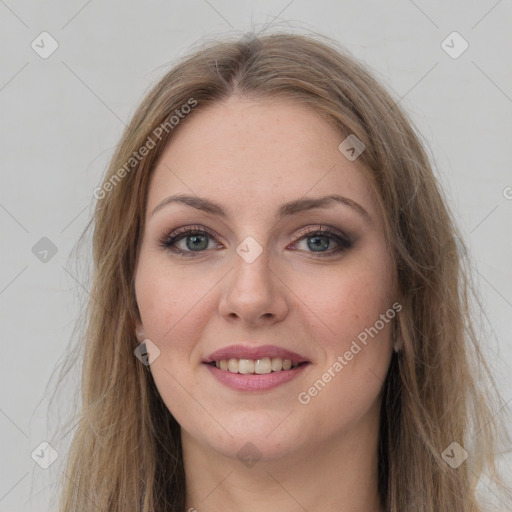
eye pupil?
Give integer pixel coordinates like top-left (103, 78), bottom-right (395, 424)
top-left (307, 235), bottom-right (330, 252)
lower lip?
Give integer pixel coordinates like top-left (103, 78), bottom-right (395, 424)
top-left (204, 363), bottom-right (310, 391)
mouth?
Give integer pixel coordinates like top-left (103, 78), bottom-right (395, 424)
top-left (202, 344), bottom-right (311, 391)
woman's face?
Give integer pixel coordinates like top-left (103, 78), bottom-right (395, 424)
top-left (134, 96), bottom-right (396, 462)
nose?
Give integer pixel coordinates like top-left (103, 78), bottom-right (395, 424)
top-left (218, 246), bottom-right (290, 326)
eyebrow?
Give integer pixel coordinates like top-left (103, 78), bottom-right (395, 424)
top-left (151, 193), bottom-right (372, 223)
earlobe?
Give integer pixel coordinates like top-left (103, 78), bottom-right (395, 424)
top-left (135, 322), bottom-right (146, 341)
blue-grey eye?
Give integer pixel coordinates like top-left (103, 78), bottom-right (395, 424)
top-left (294, 229), bottom-right (351, 255)
top-left (185, 233), bottom-right (209, 251)
top-left (161, 227), bottom-right (215, 255)
top-left (307, 234), bottom-right (331, 252)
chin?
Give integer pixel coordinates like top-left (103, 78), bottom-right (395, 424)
top-left (198, 412), bottom-right (313, 463)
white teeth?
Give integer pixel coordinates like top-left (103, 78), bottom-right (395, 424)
top-left (213, 357), bottom-right (299, 374)
top-left (228, 358), bottom-right (238, 373)
top-left (271, 357), bottom-right (283, 372)
top-left (238, 359), bottom-right (255, 374)
top-left (255, 357), bottom-right (271, 374)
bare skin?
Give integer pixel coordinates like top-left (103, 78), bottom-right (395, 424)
top-left (134, 95), bottom-right (394, 512)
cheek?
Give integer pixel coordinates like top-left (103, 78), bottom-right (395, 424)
top-left (298, 272), bottom-right (394, 420)
top-left (134, 253), bottom-right (213, 349)
top-left (293, 261), bottom-right (395, 419)
top-left (291, 257), bottom-right (394, 351)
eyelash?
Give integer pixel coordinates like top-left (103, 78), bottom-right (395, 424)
top-left (159, 225), bottom-right (352, 258)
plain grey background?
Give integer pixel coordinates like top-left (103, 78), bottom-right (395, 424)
top-left (1, 1), bottom-right (511, 510)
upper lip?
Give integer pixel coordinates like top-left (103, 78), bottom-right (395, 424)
top-left (204, 344), bottom-right (310, 365)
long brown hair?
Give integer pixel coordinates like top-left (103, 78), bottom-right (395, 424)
top-left (52, 31), bottom-right (511, 511)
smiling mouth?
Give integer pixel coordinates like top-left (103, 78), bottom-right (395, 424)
top-left (207, 357), bottom-right (309, 374)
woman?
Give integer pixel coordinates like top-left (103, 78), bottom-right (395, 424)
top-left (56, 32), bottom-right (511, 511)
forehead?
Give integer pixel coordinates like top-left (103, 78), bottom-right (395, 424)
top-left (147, 96), bottom-right (380, 221)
